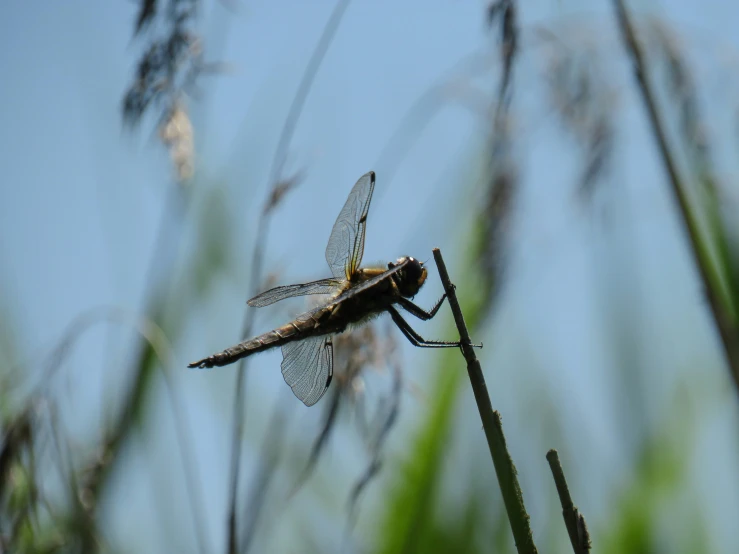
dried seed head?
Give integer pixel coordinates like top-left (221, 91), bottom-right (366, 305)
top-left (159, 101), bottom-right (194, 182)
top-left (541, 33), bottom-right (615, 198)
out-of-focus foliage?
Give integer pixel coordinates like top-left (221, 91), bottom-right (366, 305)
top-left (648, 22), bottom-right (739, 325)
top-left (600, 388), bottom-right (712, 554)
top-left (540, 31), bottom-right (615, 199)
top-left (473, 0), bottom-right (520, 317)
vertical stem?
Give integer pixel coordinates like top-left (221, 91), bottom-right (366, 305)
top-left (612, 0), bottom-right (739, 392)
top-left (224, 1), bottom-right (353, 552)
top-left (546, 449), bottom-right (591, 553)
top-left (432, 248), bottom-right (538, 554)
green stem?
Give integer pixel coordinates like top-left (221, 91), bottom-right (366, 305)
top-left (612, 0), bottom-right (739, 393)
top-left (432, 248), bottom-right (538, 554)
top-left (546, 449), bottom-right (591, 553)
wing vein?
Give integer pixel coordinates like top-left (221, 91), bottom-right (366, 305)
top-left (247, 278), bottom-right (341, 307)
top-left (325, 171), bottom-right (375, 280)
top-left (281, 334), bottom-right (333, 406)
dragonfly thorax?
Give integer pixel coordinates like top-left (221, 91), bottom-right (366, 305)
top-left (389, 256), bottom-right (428, 298)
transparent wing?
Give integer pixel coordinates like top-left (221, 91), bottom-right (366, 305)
top-left (247, 278), bottom-right (342, 308)
top-left (281, 334), bottom-right (333, 407)
top-left (325, 171), bottom-right (375, 280)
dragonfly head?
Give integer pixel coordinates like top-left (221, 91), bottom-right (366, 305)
top-left (389, 256), bottom-right (428, 298)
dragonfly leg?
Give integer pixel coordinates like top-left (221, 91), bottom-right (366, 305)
top-left (397, 290), bottom-right (452, 321)
top-left (388, 306), bottom-right (462, 348)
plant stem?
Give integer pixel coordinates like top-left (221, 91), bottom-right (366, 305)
top-left (546, 449), bottom-right (591, 553)
top-left (225, 1), bottom-right (353, 552)
top-left (612, 0), bottom-right (739, 392)
top-left (432, 248), bottom-right (538, 554)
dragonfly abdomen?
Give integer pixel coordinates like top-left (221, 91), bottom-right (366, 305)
top-left (188, 319), bottom-right (315, 369)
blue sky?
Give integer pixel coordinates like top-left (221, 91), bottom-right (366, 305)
top-left (3, 0), bottom-right (739, 551)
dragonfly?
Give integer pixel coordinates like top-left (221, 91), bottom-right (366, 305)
top-left (188, 171), bottom-right (479, 406)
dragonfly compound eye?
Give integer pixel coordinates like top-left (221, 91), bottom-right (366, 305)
top-left (395, 257), bottom-right (427, 297)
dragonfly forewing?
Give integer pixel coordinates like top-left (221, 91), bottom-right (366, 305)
top-left (325, 171), bottom-right (375, 280)
top-left (247, 278), bottom-right (342, 307)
